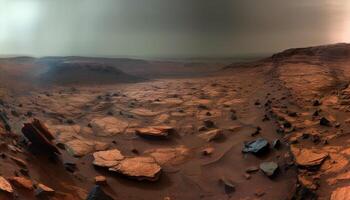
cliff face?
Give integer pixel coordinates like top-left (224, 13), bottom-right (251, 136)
top-left (270, 43), bottom-right (350, 61)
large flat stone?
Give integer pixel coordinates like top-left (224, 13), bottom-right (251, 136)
top-left (90, 117), bottom-right (128, 136)
top-left (109, 157), bottom-right (161, 181)
top-left (93, 149), bottom-right (161, 181)
top-left (93, 149), bottom-right (125, 168)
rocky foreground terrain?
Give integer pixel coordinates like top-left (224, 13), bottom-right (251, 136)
top-left (1, 44), bottom-right (350, 199)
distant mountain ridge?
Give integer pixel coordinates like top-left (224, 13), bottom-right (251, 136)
top-left (224, 43), bottom-right (350, 70)
top-left (40, 60), bottom-right (144, 85)
top-left (270, 43), bottom-right (350, 60)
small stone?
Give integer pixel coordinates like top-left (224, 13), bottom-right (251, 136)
top-left (302, 133), bottom-right (310, 139)
top-left (251, 127), bottom-right (261, 136)
top-left (0, 177), bottom-right (13, 193)
top-left (246, 166), bottom-right (259, 173)
top-left (254, 100), bottom-right (261, 105)
top-left (197, 126), bottom-right (208, 132)
top-left (313, 100), bottom-right (321, 106)
top-left (9, 156), bottom-right (27, 168)
top-left (259, 162), bottom-right (278, 177)
top-left (64, 162), bottom-right (77, 173)
top-left (35, 183), bottom-right (55, 197)
top-left (272, 139), bottom-right (281, 149)
top-left (244, 173), bottom-right (251, 180)
top-left (131, 148), bottom-right (139, 155)
top-left (95, 176), bottom-right (107, 185)
top-left (19, 169), bottom-right (29, 176)
top-left (198, 129), bottom-right (223, 142)
top-left (335, 122), bottom-right (341, 128)
top-left (320, 117), bottom-right (331, 126)
top-left (288, 112), bottom-right (298, 117)
top-left (255, 189), bottom-right (266, 197)
top-left (135, 126), bottom-right (174, 138)
top-left (219, 177), bottom-right (235, 194)
top-left (262, 115), bottom-right (270, 121)
top-left (9, 176), bottom-right (33, 190)
top-left (203, 120), bottom-right (215, 128)
top-left (283, 121), bottom-right (292, 129)
top-left (202, 147), bottom-right (215, 156)
top-left (230, 113), bottom-right (237, 120)
top-left (242, 138), bottom-right (269, 155)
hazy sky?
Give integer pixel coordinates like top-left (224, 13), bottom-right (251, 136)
top-left (1, 0), bottom-right (350, 58)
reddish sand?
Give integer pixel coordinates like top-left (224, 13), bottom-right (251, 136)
top-left (2, 44), bottom-right (350, 199)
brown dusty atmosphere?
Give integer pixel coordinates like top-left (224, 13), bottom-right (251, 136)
top-left (2, 43), bottom-right (350, 199)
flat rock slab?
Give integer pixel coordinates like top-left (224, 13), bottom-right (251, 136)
top-left (110, 157), bottom-right (161, 181)
top-left (331, 186), bottom-right (350, 200)
top-left (136, 126), bottom-right (174, 138)
top-left (291, 146), bottom-right (328, 168)
top-left (93, 149), bottom-right (162, 181)
top-left (90, 117), bottom-right (128, 136)
top-left (242, 138), bottom-right (269, 155)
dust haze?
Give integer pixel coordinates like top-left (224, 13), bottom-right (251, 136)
top-left (1, 0), bottom-right (349, 58)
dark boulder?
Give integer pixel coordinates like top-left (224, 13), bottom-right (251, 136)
top-left (242, 138), bottom-right (270, 155)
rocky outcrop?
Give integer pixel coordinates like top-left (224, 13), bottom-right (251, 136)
top-left (21, 119), bottom-right (61, 155)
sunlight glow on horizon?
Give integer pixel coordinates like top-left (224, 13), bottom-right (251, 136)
top-left (0, 1), bottom-right (41, 54)
top-left (329, 0), bottom-right (350, 43)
